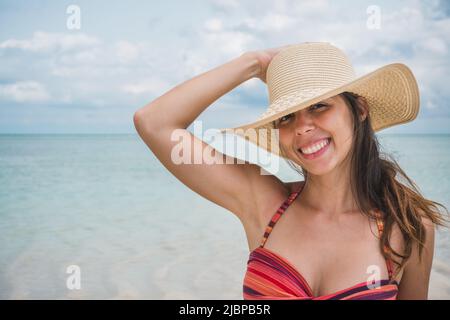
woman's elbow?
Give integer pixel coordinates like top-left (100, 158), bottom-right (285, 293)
top-left (133, 108), bottom-right (157, 136)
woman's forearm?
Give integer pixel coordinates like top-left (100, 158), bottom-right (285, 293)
top-left (134, 52), bottom-right (261, 133)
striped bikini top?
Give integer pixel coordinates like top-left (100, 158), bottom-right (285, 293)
top-left (243, 181), bottom-right (399, 300)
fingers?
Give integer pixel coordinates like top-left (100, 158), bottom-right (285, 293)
top-left (266, 44), bottom-right (295, 58)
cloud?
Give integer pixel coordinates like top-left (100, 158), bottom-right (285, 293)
top-left (204, 18), bottom-right (224, 32)
top-left (121, 79), bottom-right (171, 96)
top-left (115, 41), bottom-right (140, 63)
top-left (0, 0), bottom-right (449, 133)
top-left (0, 81), bottom-right (51, 102)
top-left (415, 37), bottom-right (447, 55)
top-left (210, 0), bottom-right (240, 11)
top-left (0, 31), bottom-right (99, 52)
top-left (0, 31), bottom-right (170, 107)
top-left (230, 1), bottom-right (448, 122)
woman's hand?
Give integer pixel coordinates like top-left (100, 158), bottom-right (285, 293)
top-left (248, 44), bottom-right (295, 83)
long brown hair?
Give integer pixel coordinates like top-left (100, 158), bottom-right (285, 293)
top-left (278, 91), bottom-right (449, 278)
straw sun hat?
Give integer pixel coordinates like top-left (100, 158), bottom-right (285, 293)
top-left (219, 42), bottom-right (420, 159)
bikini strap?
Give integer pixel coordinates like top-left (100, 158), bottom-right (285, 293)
top-left (374, 210), bottom-right (395, 282)
top-left (259, 182), bottom-right (305, 248)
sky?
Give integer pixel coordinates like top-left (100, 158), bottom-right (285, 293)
top-left (0, 0), bottom-right (449, 134)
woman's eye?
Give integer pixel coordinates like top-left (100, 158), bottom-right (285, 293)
top-left (274, 114), bottom-right (293, 127)
top-left (310, 103), bottom-right (327, 111)
top-left (279, 113), bottom-right (293, 123)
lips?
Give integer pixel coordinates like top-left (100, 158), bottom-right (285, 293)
top-left (297, 137), bottom-right (331, 152)
top-left (297, 137), bottom-right (331, 160)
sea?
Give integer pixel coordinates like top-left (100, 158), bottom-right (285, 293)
top-left (0, 133), bottom-right (449, 299)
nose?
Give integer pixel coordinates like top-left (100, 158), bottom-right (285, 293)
top-left (294, 110), bottom-right (314, 135)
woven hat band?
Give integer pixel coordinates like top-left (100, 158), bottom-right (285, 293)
top-left (266, 43), bottom-right (356, 104)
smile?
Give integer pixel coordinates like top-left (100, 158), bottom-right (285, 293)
top-left (298, 138), bottom-right (331, 160)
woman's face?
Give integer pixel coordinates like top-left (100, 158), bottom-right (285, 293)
top-left (276, 94), bottom-right (363, 176)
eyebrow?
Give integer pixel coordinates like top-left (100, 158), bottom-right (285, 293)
top-left (312, 100), bottom-right (329, 105)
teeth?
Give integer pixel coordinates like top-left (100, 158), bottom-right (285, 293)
top-left (300, 138), bottom-right (329, 155)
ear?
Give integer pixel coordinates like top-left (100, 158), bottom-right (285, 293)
top-left (356, 96), bottom-right (369, 122)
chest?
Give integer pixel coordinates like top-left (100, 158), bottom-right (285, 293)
top-left (244, 204), bottom-right (396, 297)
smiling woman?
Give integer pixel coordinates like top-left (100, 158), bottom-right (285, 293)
top-left (134, 42), bottom-right (449, 300)
top-left (259, 89), bottom-right (450, 299)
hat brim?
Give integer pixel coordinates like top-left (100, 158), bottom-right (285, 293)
top-left (219, 63), bottom-right (419, 159)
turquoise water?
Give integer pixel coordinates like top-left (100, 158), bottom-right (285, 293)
top-left (0, 134), bottom-right (449, 299)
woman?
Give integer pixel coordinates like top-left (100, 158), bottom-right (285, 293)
top-left (133, 42), bottom-right (448, 300)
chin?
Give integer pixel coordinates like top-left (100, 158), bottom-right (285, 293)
top-left (295, 154), bottom-right (338, 176)
top-left (305, 165), bottom-right (335, 176)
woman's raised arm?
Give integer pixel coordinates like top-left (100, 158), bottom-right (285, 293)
top-left (133, 50), bottom-right (287, 226)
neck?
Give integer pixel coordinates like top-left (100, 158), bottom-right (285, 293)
top-left (301, 159), bottom-right (359, 218)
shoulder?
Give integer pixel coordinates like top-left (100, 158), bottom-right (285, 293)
top-left (243, 173), bottom-right (303, 230)
top-left (389, 214), bottom-right (435, 251)
top-left (388, 215), bottom-right (435, 269)
top-left (396, 215), bottom-right (436, 299)
top-left (285, 180), bottom-right (305, 193)
top-left (254, 180), bottom-right (305, 227)
top-left (246, 178), bottom-right (305, 250)
top-left (408, 216), bottom-right (435, 265)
